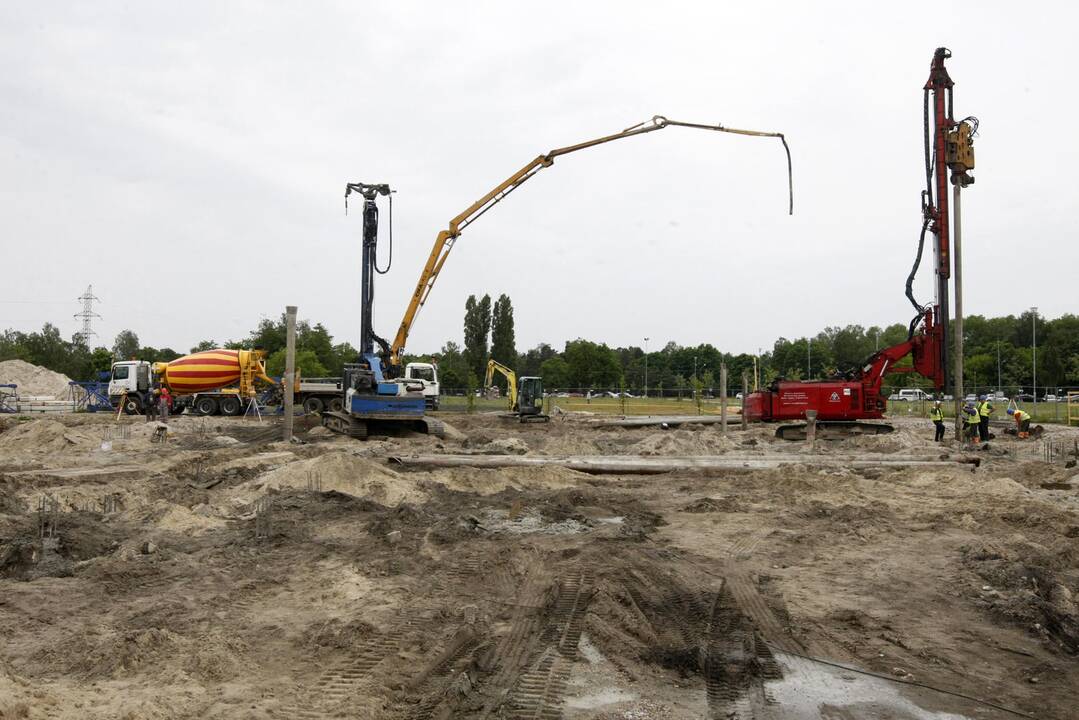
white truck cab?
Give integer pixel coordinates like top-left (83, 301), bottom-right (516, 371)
top-left (108, 361), bottom-right (153, 413)
top-left (896, 388), bottom-right (930, 402)
top-left (403, 362), bottom-right (440, 410)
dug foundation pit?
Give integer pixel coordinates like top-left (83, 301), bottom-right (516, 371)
top-left (0, 411), bottom-right (1077, 718)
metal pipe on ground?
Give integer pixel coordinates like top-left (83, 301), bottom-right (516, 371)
top-left (388, 454), bottom-right (977, 474)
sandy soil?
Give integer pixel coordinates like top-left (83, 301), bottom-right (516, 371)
top-left (0, 410), bottom-right (1076, 719)
top-left (0, 360), bottom-right (79, 400)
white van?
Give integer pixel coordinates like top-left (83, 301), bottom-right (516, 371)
top-left (896, 388), bottom-right (931, 402)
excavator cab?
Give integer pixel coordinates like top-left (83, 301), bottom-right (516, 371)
top-left (516, 376), bottom-right (546, 421)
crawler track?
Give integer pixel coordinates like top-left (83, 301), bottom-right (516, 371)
top-left (502, 571), bottom-right (593, 719)
top-left (274, 619), bottom-right (413, 719)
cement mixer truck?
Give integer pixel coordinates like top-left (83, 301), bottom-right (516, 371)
top-left (108, 349), bottom-right (277, 416)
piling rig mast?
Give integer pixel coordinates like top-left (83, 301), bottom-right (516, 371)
top-left (744, 48), bottom-right (976, 440)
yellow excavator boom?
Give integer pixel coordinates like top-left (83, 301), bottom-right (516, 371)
top-left (388, 115), bottom-right (792, 367)
top-left (484, 359), bottom-right (518, 412)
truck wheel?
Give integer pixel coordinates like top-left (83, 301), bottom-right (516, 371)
top-left (327, 397), bottom-right (344, 413)
top-left (194, 396), bottom-right (218, 416)
top-left (219, 397), bottom-right (242, 416)
top-left (303, 396), bottom-right (325, 414)
top-left (122, 396), bottom-right (142, 415)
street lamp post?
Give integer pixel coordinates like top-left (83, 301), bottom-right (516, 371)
top-left (807, 338), bottom-right (812, 378)
top-left (1031, 307), bottom-right (1038, 411)
top-left (644, 337), bottom-right (649, 398)
top-left (996, 340), bottom-right (1002, 392)
top-left (693, 355), bottom-right (698, 403)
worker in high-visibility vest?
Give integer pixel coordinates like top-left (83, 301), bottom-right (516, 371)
top-left (977, 394), bottom-right (994, 442)
top-left (929, 400), bottom-right (946, 442)
top-left (963, 403), bottom-right (981, 444)
top-left (1007, 407), bottom-right (1032, 438)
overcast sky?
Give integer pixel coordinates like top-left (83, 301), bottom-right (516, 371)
top-left (2, 2), bottom-right (1076, 358)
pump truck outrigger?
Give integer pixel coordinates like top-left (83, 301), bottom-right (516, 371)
top-left (743, 48), bottom-right (977, 440)
top-left (322, 115), bottom-right (793, 439)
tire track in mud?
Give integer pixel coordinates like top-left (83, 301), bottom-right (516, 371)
top-left (725, 527), bottom-right (771, 560)
top-left (613, 554), bottom-right (787, 719)
top-left (274, 619), bottom-right (414, 719)
top-left (504, 571), bottom-right (593, 719)
top-left (702, 584), bottom-right (772, 719)
top-left (406, 628), bottom-right (483, 720)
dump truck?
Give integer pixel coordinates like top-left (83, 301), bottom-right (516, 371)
top-left (108, 349), bottom-right (276, 416)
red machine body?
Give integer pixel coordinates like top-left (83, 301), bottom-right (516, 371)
top-left (744, 308), bottom-right (945, 423)
top-left (744, 48), bottom-right (968, 433)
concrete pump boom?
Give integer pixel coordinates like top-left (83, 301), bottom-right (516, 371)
top-left (387, 115), bottom-right (792, 368)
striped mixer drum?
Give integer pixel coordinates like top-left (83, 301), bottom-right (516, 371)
top-left (157, 349), bottom-right (264, 395)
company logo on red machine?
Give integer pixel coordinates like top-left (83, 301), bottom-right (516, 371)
top-left (829, 391), bottom-right (840, 402)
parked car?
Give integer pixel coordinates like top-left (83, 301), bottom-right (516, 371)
top-left (1044, 394), bottom-right (1059, 403)
top-left (963, 394), bottom-right (977, 403)
top-left (896, 389), bottom-right (930, 401)
top-left (1015, 393), bottom-right (1034, 401)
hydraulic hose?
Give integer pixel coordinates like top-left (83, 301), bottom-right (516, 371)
top-left (905, 218), bottom-right (930, 339)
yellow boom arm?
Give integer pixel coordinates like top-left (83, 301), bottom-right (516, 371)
top-left (484, 359), bottom-right (518, 412)
top-left (388, 115), bottom-right (792, 366)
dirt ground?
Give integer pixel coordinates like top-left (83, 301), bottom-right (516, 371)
top-left (1, 410), bottom-right (1077, 719)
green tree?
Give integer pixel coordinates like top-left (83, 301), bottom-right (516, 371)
top-left (519, 343), bottom-right (557, 377)
top-left (489, 294), bottom-right (516, 391)
top-left (265, 348), bottom-right (329, 378)
top-left (112, 329), bottom-right (140, 360)
top-left (190, 340), bottom-right (218, 353)
top-left (490, 294), bottom-right (516, 366)
top-left (463, 294), bottom-right (492, 380)
top-left (539, 356), bottom-right (570, 389)
top-left (563, 339), bottom-right (621, 389)
top-left (701, 369), bottom-right (716, 396)
top-left (434, 341), bottom-right (469, 390)
top-left (88, 347), bottom-right (115, 378)
top-left (1041, 344), bottom-right (1065, 389)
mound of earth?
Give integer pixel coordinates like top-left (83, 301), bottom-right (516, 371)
top-left (0, 419), bottom-right (93, 457)
top-left (0, 359), bottom-right (78, 399)
top-left (231, 452), bottom-right (426, 507)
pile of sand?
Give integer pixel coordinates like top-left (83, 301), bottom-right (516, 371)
top-left (148, 501), bottom-right (227, 534)
top-left (0, 359), bottom-right (77, 399)
top-left (0, 419), bottom-right (93, 456)
top-left (231, 452), bottom-right (426, 507)
top-left (627, 429), bottom-right (739, 456)
top-left (418, 466), bottom-right (587, 495)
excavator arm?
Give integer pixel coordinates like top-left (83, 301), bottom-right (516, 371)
top-left (484, 359), bottom-right (518, 412)
top-left (388, 115), bottom-right (793, 367)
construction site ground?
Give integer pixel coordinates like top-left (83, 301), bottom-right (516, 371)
top-left (1, 411), bottom-right (1077, 719)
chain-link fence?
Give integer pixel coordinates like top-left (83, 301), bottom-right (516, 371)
top-left (438, 387), bottom-right (740, 416)
top-left (437, 385), bottom-right (1079, 424)
top-left (883, 385), bottom-right (1079, 424)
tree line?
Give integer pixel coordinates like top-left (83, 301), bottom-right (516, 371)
top-left (3, 304), bottom-right (1078, 395)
